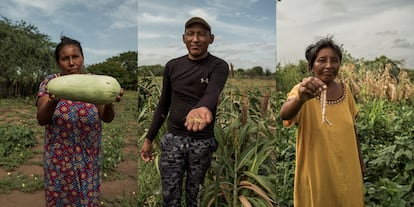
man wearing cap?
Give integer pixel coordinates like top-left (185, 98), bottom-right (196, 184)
top-left (140, 17), bottom-right (229, 206)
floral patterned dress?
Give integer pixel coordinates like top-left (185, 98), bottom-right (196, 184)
top-left (38, 74), bottom-right (103, 207)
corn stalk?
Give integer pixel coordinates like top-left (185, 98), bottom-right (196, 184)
top-left (203, 84), bottom-right (277, 207)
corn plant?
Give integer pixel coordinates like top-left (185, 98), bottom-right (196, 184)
top-left (340, 62), bottom-right (414, 103)
top-left (202, 84), bottom-right (278, 207)
top-left (136, 74), bottom-right (164, 206)
top-left (137, 76), bottom-right (278, 206)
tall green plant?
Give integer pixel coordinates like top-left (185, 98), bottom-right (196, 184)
top-left (275, 91), bottom-right (296, 207)
top-left (202, 84), bottom-right (278, 207)
top-left (136, 75), bottom-right (164, 206)
top-left (357, 100), bottom-right (414, 206)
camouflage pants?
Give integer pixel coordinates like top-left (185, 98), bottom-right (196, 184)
top-left (159, 133), bottom-right (218, 207)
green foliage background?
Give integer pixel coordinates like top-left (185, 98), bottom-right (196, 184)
top-left (0, 17), bottom-right (138, 98)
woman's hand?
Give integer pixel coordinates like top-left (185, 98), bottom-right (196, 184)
top-left (297, 77), bottom-right (327, 102)
top-left (280, 77), bottom-right (327, 120)
top-left (115, 88), bottom-right (124, 102)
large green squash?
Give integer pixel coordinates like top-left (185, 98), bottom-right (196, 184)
top-left (47, 74), bottom-right (121, 104)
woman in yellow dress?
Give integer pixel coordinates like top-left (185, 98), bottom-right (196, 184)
top-left (279, 37), bottom-right (365, 207)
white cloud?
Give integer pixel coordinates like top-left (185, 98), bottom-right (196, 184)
top-left (108, 0), bottom-right (138, 29)
top-left (188, 8), bottom-right (215, 21)
top-left (138, 1), bottom-right (276, 70)
top-left (140, 13), bottom-right (175, 24)
top-left (277, 0), bottom-right (414, 68)
top-left (84, 47), bottom-right (124, 65)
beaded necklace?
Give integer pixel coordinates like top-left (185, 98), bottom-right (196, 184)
top-left (317, 82), bottom-right (346, 105)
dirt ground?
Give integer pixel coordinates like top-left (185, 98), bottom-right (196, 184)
top-left (0, 108), bottom-right (138, 207)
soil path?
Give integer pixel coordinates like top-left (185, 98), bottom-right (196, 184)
top-left (0, 106), bottom-right (138, 207)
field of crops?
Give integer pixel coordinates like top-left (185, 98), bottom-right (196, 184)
top-left (138, 61), bottom-right (413, 206)
top-left (137, 77), bottom-right (277, 206)
top-left (1, 63), bottom-right (413, 206)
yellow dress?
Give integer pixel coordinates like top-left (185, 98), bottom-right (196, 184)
top-left (284, 82), bottom-right (364, 207)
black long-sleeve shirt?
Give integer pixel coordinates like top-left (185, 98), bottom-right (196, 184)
top-left (146, 53), bottom-right (229, 141)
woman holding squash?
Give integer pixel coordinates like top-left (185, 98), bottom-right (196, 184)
top-left (36, 36), bottom-right (122, 207)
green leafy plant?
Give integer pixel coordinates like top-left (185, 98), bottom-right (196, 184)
top-left (0, 125), bottom-right (37, 170)
top-left (0, 173), bottom-right (43, 194)
top-left (102, 134), bottom-right (124, 179)
top-left (202, 84), bottom-right (278, 207)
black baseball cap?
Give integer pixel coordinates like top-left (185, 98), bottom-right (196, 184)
top-left (185, 17), bottom-right (211, 32)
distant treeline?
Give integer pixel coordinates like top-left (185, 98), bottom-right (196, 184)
top-left (138, 63), bottom-right (276, 79)
top-left (0, 17), bottom-right (137, 98)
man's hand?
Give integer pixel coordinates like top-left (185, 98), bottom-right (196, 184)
top-left (184, 106), bottom-right (212, 132)
top-left (140, 138), bottom-right (154, 162)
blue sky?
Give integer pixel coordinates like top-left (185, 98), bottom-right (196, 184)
top-left (138, 0), bottom-right (276, 71)
top-left (277, 0), bottom-right (414, 69)
top-left (0, 0), bottom-right (138, 66)
top-left (2, 0), bottom-right (412, 71)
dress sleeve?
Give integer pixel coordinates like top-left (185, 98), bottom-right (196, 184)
top-left (36, 74), bottom-right (58, 106)
top-left (283, 84), bottom-right (300, 127)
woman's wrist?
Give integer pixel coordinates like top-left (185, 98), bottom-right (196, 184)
top-left (295, 95), bottom-right (305, 105)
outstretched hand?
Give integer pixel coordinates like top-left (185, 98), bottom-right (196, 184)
top-left (184, 106), bottom-right (212, 132)
top-left (297, 77), bottom-right (327, 102)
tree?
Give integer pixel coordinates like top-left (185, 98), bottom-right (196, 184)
top-left (0, 17), bottom-right (56, 97)
top-left (250, 66), bottom-right (264, 77)
top-left (275, 60), bottom-right (309, 93)
top-left (86, 51), bottom-right (138, 90)
top-left (234, 68), bottom-right (246, 78)
top-left (138, 64), bottom-right (164, 76)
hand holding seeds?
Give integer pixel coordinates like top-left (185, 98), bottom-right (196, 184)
top-left (297, 77), bottom-right (327, 102)
top-left (184, 106), bottom-right (212, 132)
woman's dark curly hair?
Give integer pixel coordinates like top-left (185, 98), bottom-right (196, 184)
top-left (305, 36), bottom-right (342, 71)
top-left (54, 36), bottom-right (84, 62)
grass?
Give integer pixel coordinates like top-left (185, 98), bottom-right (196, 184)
top-left (0, 90), bottom-right (139, 206)
top-left (0, 173), bottom-right (43, 194)
top-left (226, 78), bottom-right (276, 89)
